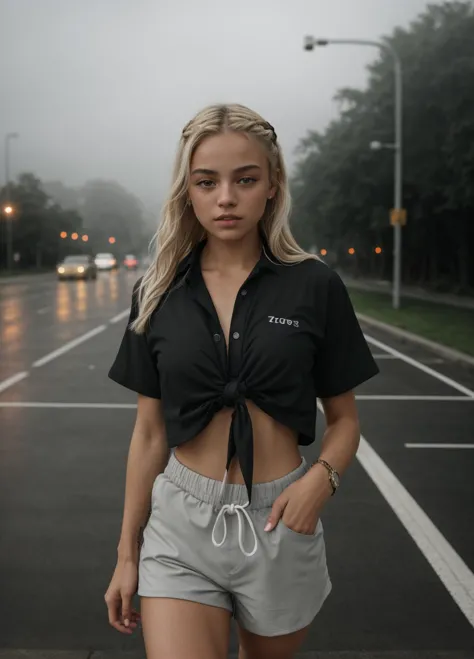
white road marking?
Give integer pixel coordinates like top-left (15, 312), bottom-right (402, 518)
top-left (356, 395), bottom-right (473, 402)
top-left (0, 307), bottom-right (128, 394)
top-left (365, 334), bottom-right (474, 398)
top-left (357, 431), bottom-right (474, 625)
top-left (32, 325), bottom-right (107, 368)
top-left (318, 400), bottom-right (474, 627)
top-left (373, 353), bottom-right (445, 364)
top-left (109, 309), bottom-right (129, 324)
top-left (36, 306), bottom-right (50, 315)
top-left (0, 371), bottom-right (29, 393)
top-left (0, 402), bottom-right (136, 408)
top-left (405, 443), bottom-right (474, 449)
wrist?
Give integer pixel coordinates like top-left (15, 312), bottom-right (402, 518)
top-left (305, 463), bottom-right (334, 497)
top-left (117, 546), bottom-right (139, 563)
top-left (117, 528), bottom-right (143, 562)
top-left (308, 460), bottom-right (340, 496)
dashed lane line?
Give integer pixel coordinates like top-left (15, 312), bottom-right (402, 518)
top-left (0, 307), bottom-right (130, 393)
top-left (0, 372), bottom-right (29, 394)
top-left (32, 325), bottom-right (107, 368)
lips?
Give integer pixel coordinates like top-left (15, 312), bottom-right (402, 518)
top-left (215, 214), bottom-right (242, 222)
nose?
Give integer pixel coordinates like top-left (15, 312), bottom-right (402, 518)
top-left (217, 182), bottom-right (237, 208)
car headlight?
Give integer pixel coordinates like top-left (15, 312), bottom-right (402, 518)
top-left (77, 266), bottom-right (85, 273)
top-left (58, 266), bottom-right (65, 274)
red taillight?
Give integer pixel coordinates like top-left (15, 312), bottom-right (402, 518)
top-left (125, 259), bottom-right (137, 266)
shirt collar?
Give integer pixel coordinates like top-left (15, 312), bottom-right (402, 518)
top-left (175, 231), bottom-right (281, 279)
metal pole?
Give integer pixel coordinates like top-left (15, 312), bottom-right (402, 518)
top-left (5, 135), bottom-right (12, 271)
top-left (392, 54), bottom-right (403, 310)
top-left (304, 37), bottom-right (403, 309)
top-left (4, 132), bottom-right (19, 271)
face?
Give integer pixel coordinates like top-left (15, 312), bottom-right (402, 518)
top-left (188, 131), bottom-right (276, 241)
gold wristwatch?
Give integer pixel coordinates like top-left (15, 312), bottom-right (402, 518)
top-left (316, 459), bottom-right (340, 496)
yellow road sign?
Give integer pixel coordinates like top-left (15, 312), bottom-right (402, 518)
top-left (390, 208), bottom-right (407, 226)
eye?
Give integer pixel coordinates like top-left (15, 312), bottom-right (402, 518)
top-left (196, 179), bottom-right (215, 188)
top-left (238, 177), bottom-right (257, 185)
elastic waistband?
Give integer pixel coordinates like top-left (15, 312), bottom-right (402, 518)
top-left (164, 451), bottom-right (309, 510)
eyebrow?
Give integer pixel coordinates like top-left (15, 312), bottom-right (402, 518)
top-left (190, 164), bottom-right (262, 176)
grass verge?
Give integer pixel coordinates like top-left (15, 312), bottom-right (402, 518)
top-left (348, 288), bottom-right (474, 358)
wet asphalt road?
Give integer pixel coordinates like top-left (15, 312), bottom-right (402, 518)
top-left (0, 270), bottom-right (473, 659)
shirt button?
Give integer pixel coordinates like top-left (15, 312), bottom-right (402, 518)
top-left (213, 333), bottom-right (221, 342)
top-left (240, 289), bottom-right (248, 296)
top-left (232, 332), bottom-right (240, 340)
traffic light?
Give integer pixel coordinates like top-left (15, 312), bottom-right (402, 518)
top-left (108, 237), bottom-right (116, 244)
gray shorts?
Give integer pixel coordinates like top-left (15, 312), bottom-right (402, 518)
top-left (138, 451), bottom-right (332, 636)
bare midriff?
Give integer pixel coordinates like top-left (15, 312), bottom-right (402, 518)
top-left (174, 400), bottom-right (302, 484)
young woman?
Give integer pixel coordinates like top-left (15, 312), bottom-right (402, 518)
top-left (105, 103), bottom-right (379, 659)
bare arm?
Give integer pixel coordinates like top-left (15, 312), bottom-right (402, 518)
top-left (117, 394), bottom-right (169, 562)
top-left (264, 390), bottom-right (361, 532)
top-left (306, 390), bottom-right (360, 492)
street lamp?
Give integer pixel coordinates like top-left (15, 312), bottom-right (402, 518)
top-left (4, 132), bottom-right (19, 271)
top-left (304, 36), bottom-right (403, 310)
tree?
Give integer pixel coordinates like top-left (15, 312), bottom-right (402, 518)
top-left (0, 173), bottom-right (83, 269)
top-left (78, 179), bottom-right (150, 256)
top-left (291, 1), bottom-right (474, 292)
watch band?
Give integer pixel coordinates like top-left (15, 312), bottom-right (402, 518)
top-left (316, 459), bottom-right (339, 495)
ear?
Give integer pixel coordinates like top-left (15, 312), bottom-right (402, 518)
top-left (267, 184), bottom-right (277, 200)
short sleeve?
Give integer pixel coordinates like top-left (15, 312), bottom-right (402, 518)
top-left (313, 270), bottom-right (379, 398)
top-left (108, 279), bottom-right (161, 399)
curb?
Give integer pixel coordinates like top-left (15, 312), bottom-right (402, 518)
top-left (356, 313), bottom-right (474, 368)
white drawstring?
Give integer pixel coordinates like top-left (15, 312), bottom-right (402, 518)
top-left (211, 470), bottom-right (258, 557)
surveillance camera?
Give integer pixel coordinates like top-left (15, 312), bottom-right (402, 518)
top-left (303, 36), bottom-right (314, 51)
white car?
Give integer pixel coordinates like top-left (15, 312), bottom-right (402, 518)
top-left (94, 252), bottom-right (117, 270)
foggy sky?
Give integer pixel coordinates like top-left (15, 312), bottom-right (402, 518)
top-left (1, 0), bottom-right (429, 213)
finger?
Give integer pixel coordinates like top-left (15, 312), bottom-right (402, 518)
top-left (106, 601), bottom-right (133, 635)
top-left (264, 495), bottom-right (288, 532)
top-left (121, 593), bottom-right (133, 628)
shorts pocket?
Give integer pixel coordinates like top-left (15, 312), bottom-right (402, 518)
top-left (279, 517), bottom-right (322, 540)
top-left (150, 473), bottom-right (164, 509)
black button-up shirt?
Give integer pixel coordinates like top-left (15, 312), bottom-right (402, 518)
top-left (108, 239), bottom-right (379, 503)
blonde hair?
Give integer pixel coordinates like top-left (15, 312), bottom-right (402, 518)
top-left (132, 103), bottom-right (317, 333)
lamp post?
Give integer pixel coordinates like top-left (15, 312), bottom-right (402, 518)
top-left (303, 37), bottom-right (403, 309)
top-left (4, 132), bottom-right (20, 271)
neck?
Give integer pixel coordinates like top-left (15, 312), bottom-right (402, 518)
top-left (201, 230), bottom-right (262, 272)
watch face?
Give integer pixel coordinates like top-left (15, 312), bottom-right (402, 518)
top-left (331, 472), bottom-right (340, 488)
